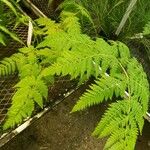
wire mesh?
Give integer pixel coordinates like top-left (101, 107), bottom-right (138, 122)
top-left (0, 25), bottom-right (28, 59)
top-left (0, 75), bottom-right (18, 128)
top-left (0, 4), bottom-right (28, 131)
top-left (0, 27), bottom-right (28, 131)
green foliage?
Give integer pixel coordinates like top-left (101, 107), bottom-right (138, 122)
top-left (71, 75), bottom-right (126, 112)
top-left (93, 100), bottom-right (140, 150)
top-left (143, 21), bottom-right (150, 35)
top-left (3, 76), bottom-right (48, 129)
top-left (2, 11), bottom-right (83, 129)
top-left (59, 0), bottom-right (96, 35)
top-left (1, 9), bottom-right (149, 150)
top-left (0, 0), bottom-right (28, 45)
top-left (2, 46), bottom-right (53, 129)
top-left (62, 0), bottom-right (150, 39)
top-left (39, 12), bottom-right (149, 149)
top-left (0, 53), bottom-right (25, 76)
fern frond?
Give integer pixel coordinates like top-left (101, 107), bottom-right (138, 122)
top-left (40, 38), bottom-right (122, 80)
top-left (36, 31), bottom-right (69, 51)
top-left (92, 100), bottom-right (141, 150)
top-left (4, 76), bottom-right (48, 129)
top-left (36, 48), bottom-right (60, 64)
top-left (60, 11), bottom-right (81, 34)
top-left (127, 58), bottom-right (149, 112)
top-left (35, 17), bottom-right (61, 35)
top-left (35, 78), bottom-right (48, 99)
top-left (72, 75), bottom-right (127, 112)
top-left (60, 0), bottom-right (95, 31)
top-left (3, 87), bottom-right (34, 129)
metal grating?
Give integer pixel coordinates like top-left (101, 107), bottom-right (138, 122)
top-left (0, 25), bottom-right (28, 59)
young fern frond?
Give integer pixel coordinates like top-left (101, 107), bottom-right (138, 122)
top-left (3, 12), bottom-right (85, 129)
top-left (3, 47), bottom-right (52, 129)
top-left (35, 17), bottom-right (61, 36)
top-left (60, 11), bottom-right (81, 34)
top-left (59, 0), bottom-right (95, 34)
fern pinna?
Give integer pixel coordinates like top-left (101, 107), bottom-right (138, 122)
top-left (40, 13), bottom-right (149, 150)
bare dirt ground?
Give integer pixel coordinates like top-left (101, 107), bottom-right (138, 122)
top-left (1, 85), bottom-right (150, 150)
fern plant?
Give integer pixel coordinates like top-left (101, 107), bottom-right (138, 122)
top-left (1, 11), bottom-right (86, 129)
top-left (39, 13), bottom-right (150, 150)
top-left (1, 9), bottom-right (149, 149)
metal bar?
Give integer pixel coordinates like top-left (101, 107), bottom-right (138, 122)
top-left (115, 0), bottom-right (138, 36)
top-left (22, 0), bottom-right (47, 18)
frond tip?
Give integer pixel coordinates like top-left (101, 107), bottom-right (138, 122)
top-left (92, 100), bottom-right (142, 150)
top-left (3, 76), bottom-right (48, 130)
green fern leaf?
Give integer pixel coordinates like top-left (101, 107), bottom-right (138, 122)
top-left (4, 76), bottom-right (48, 129)
top-left (35, 78), bottom-right (48, 99)
top-left (35, 17), bottom-right (61, 35)
top-left (19, 63), bottom-right (41, 79)
top-left (60, 11), bottom-right (81, 34)
top-left (3, 87), bottom-right (34, 129)
top-left (92, 100), bottom-right (140, 150)
top-left (59, 1), bottom-right (95, 30)
top-left (127, 58), bottom-right (149, 112)
top-left (31, 89), bottom-right (43, 108)
top-left (40, 40), bottom-right (119, 80)
top-left (71, 75), bottom-right (126, 112)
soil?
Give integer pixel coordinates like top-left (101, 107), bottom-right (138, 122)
top-left (0, 84), bottom-right (150, 150)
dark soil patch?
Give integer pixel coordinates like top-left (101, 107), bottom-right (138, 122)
top-left (0, 85), bottom-right (150, 150)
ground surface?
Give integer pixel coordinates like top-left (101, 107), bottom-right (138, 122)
top-left (1, 85), bottom-right (150, 150)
